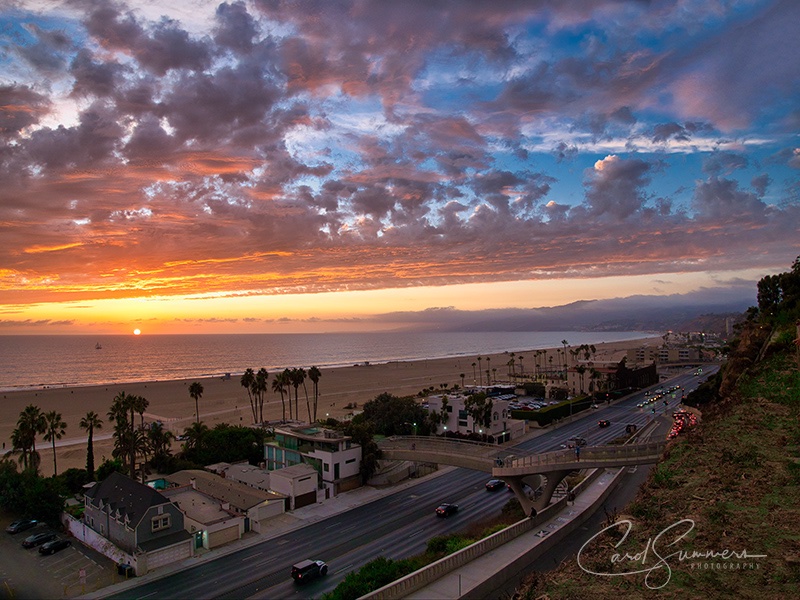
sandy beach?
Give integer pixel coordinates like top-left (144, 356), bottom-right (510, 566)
top-left (0, 337), bottom-right (661, 476)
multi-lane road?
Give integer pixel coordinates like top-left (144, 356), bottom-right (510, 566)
top-left (105, 366), bottom-right (716, 599)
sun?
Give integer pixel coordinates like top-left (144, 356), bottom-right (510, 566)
top-left (133, 328), bottom-right (141, 335)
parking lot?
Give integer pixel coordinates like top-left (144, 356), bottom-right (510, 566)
top-left (1, 515), bottom-right (118, 598)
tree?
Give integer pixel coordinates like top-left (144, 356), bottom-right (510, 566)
top-left (43, 411), bottom-right (67, 477)
top-left (252, 369), bottom-right (268, 423)
top-left (240, 368), bottom-right (257, 423)
top-left (290, 368), bottom-right (307, 422)
top-left (309, 366), bottom-right (322, 422)
top-left (79, 411), bottom-right (103, 480)
top-left (189, 381), bottom-right (204, 424)
top-left (272, 371), bottom-right (289, 422)
top-left (181, 421), bottom-right (210, 453)
top-left (147, 421), bottom-right (174, 470)
top-left (477, 356), bottom-right (483, 386)
top-left (107, 392), bottom-right (132, 475)
top-left (464, 392), bottom-right (492, 433)
top-left (16, 404), bottom-right (46, 473)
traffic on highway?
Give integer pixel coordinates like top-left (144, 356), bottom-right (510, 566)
top-left (106, 366), bottom-right (716, 599)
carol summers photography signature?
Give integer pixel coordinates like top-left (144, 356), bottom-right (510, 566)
top-left (577, 518), bottom-right (767, 589)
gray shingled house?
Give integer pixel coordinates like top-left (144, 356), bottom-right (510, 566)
top-left (83, 472), bottom-right (193, 573)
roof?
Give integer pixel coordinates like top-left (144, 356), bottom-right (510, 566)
top-left (271, 462), bottom-right (318, 480)
top-left (137, 529), bottom-right (192, 553)
top-left (164, 470), bottom-right (284, 511)
top-left (85, 472), bottom-right (173, 529)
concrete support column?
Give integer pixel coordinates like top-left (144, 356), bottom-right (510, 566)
top-left (533, 469), bottom-right (573, 513)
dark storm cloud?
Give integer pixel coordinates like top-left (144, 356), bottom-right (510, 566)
top-left (581, 155), bottom-right (651, 221)
top-left (15, 23), bottom-right (72, 73)
top-left (0, 0), bottom-right (797, 306)
top-left (0, 85), bottom-right (51, 138)
top-left (213, 1), bottom-right (258, 53)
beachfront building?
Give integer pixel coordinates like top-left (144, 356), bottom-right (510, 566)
top-left (566, 360), bottom-right (658, 398)
top-left (269, 463), bottom-right (319, 510)
top-left (81, 472), bottom-right (193, 575)
top-left (625, 345), bottom-right (702, 366)
top-left (163, 470), bottom-right (286, 536)
top-left (425, 391), bottom-right (526, 443)
top-left (265, 425), bottom-right (362, 499)
top-left (205, 461), bottom-right (272, 494)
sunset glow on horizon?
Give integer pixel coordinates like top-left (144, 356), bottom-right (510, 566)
top-left (1, 1), bottom-right (798, 335)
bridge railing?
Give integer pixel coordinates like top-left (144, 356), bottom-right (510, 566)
top-left (380, 435), bottom-right (505, 460)
top-left (499, 441), bottom-right (665, 469)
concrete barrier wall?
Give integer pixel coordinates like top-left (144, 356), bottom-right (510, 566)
top-left (62, 513), bottom-right (141, 574)
top-left (361, 468), bottom-right (605, 600)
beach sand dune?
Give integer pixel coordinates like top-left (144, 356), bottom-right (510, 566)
top-left (0, 338), bottom-right (660, 475)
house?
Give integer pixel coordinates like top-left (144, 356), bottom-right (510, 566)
top-left (265, 425), bottom-right (361, 498)
top-left (83, 472), bottom-right (193, 574)
top-left (426, 392), bottom-right (526, 442)
top-left (205, 461), bottom-right (272, 494)
top-left (268, 463), bottom-right (319, 510)
top-left (163, 470), bottom-right (285, 534)
top-left (161, 483), bottom-right (244, 550)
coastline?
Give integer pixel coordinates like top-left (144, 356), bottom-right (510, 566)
top-left (0, 337), bottom-right (662, 476)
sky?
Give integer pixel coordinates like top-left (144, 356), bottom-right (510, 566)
top-left (0, 0), bottom-right (798, 335)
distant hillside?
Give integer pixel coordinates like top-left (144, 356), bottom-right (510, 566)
top-left (409, 297), bottom-right (751, 334)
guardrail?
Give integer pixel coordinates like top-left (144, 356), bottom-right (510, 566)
top-left (360, 467), bottom-right (606, 600)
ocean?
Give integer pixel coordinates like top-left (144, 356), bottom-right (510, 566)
top-left (0, 331), bottom-right (660, 391)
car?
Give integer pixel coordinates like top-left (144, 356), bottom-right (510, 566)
top-left (38, 538), bottom-right (71, 555)
top-left (291, 559), bottom-right (328, 583)
top-left (598, 419), bottom-right (610, 428)
top-left (435, 503), bottom-right (459, 517)
top-left (485, 479), bottom-right (506, 491)
top-left (6, 519), bottom-right (37, 534)
top-left (21, 531), bottom-right (57, 548)
top-left (565, 437), bottom-right (587, 448)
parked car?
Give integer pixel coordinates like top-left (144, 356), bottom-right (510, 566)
top-left (291, 559), bottom-right (328, 583)
top-left (485, 479), bottom-right (506, 491)
top-left (435, 503), bottom-right (459, 517)
top-left (22, 531), bottom-right (57, 548)
top-left (598, 419), bottom-right (610, 428)
top-left (6, 519), bottom-right (37, 534)
top-left (38, 538), bottom-right (71, 555)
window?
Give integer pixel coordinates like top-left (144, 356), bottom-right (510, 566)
top-left (151, 514), bottom-right (171, 533)
top-left (345, 458), bottom-right (356, 464)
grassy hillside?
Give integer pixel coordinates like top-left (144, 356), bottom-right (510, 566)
top-left (515, 262), bottom-right (800, 599)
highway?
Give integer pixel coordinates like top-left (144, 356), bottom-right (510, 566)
top-left (105, 366), bottom-right (715, 599)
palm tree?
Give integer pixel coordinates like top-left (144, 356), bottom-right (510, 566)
top-left (80, 411), bottom-right (103, 479)
top-left (147, 421), bottom-right (174, 468)
top-left (252, 369), bottom-right (268, 423)
top-left (518, 354), bottom-right (524, 377)
top-left (10, 426), bottom-right (34, 472)
top-left (189, 381), bottom-right (204, 424)
top-left (182, 421), bottom-right (209, 453)
top-left (43, 411), bottom-right (67, 476)
top-left (477, 356), bottom-right (483, 386)
top-left (471, 362), bottom-right (477, 383)
top-left (460, 373), bottom-right (465, 388)
top-left (309, 366), bottom-right (322, 422)
top-left (289, 368), bottom-right (307, 422)
top-left (240, 368), bottom-right (257, 423)
top-left (108, 392), bottom-right (132, 474)
top-left (16, 404), bottom-right (46, 473)
top-left (130, 395), bottom-right (149, 476)
top-left (486, 357), bottom-right (491, 384)
top-left (272, 372), bottom-right (288, 422)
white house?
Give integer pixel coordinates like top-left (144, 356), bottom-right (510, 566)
top-left (266, 425), bottom-right (362, 498)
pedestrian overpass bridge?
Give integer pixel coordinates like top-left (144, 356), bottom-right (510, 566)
top-left (378, 435), bottom-right (665, 515)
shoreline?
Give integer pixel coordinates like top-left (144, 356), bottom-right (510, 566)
top-left (0, 337), bottom-right (662, 476)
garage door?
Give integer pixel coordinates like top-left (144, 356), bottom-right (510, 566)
top-left (147, 540), bottom-right (192, 571)
top-left (208, 525), bottom-right (240, 548)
